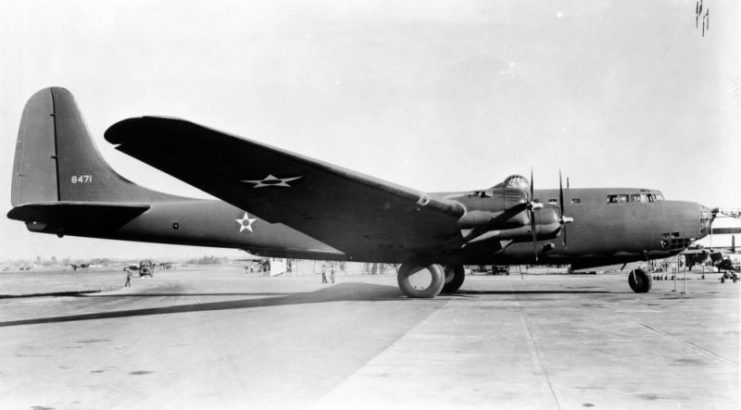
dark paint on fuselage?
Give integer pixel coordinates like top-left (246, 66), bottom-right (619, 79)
top-left (7, 88), bottom-right (709, 271)
top-left (14, 187), bottom-right (706, 270)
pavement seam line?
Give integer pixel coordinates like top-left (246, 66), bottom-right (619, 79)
top-left (314, 298), bottom-right (452, 405)
top-left (511, 279), bottom-right (562, 410)
top-left (519, 314), bottom-right (563, 410)
top-left (635, 320), bottom-right (737, 366)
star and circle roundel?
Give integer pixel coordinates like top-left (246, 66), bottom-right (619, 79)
top-left (241, 174), bottom-right (302, 188)
top-left (235, 212), bottom-right (257, 233)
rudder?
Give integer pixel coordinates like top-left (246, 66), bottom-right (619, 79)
top-left (11, 88), bottom-right (58, 205)
top-left (11, 87), bottom-right (178, 206)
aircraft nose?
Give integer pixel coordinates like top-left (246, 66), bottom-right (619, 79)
top-left (698, 204), bottom-right (718, 239)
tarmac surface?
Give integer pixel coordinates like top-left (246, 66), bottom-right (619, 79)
top-left (1, 267), bottom-right (738, 410)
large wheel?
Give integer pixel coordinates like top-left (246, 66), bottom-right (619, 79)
top-left (628, 268), bottom-right (652, 293)
top-left (397, 263), bottom-right (445, 298)
top-left (442, 265), bottom-right (465, 293)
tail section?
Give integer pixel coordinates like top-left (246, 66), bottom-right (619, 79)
top-left (11, 87), bottom-right (176, 206)
top-left (11, 88), bottom-right (58, 205)
top-left (9, 87), bottom-right (184, 236)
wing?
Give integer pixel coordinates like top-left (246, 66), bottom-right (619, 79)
top-left (105, 117), bottom-right (465, 257)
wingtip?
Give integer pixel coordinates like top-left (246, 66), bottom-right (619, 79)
top-left (104, 117), bottom-right (147, 144)
top-left (105, 116), bottom-right (195, 144)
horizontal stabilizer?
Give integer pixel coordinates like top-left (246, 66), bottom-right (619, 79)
top-left (7, 202), bottom-right (150, 236)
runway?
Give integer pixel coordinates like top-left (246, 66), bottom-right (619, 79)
top-left (1, 268), bottom-right (738, 409)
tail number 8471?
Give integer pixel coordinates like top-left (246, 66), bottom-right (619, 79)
top-left (71, 174), bottom-right (93, 184)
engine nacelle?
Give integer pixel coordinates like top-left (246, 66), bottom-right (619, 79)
top-left (464, 206), bottom-right (561, 244)
top-left (456, 209), bottom-right (528, 230)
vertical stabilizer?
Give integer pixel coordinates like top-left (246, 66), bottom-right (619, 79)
top-left (11, 88), bottom-right (58, 205)
top-left (11, 87), bottom-right (180, 206)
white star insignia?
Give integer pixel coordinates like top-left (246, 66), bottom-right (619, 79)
top-left (236, 212), bottom-right (257, 233)
top-left (241, 174), bottom-right (302, 188)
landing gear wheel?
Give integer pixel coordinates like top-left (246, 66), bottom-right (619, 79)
top-left (397, 263), bottom-right (445, 298)
top-left (629, 268), bottom-right (652, 293)
top-left (442, 265), bottom-right (465, 293)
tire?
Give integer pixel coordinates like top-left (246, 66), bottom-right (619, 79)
top-left (397, 263), bottom-right (445, 298)
top-left (442, 265), bottom-right (465, 293)
top-left (628, 268), bottom-right (652, 293)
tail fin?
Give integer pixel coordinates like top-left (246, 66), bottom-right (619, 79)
top-left (11, 87), bottom-right (176, 206)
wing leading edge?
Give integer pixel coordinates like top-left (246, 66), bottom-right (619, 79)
top-left (105, 117), bottom-right (465, 258)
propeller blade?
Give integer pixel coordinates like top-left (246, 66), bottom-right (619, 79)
top-left (529, 168), bottom-right (538, 261)
top-left (559, 170), bottom-right (567, 248)
top-left (530, 168), bottom-right (534, 201)
top-left (530, 213), bottom-right (538, 261)
top-left (563, 220), bottom-right (568, 248)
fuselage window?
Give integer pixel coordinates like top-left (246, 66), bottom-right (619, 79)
top-left (630, 194), bottom-right (641, 203)
top-left (655, 192), bottom-right (665, 201)
top-left (618, 194), bottom-right (629, 203)
top-left (647, 193), bottom-right (655, 202)
top-left (571, 198), bottom-right (581, 204)
top-left (607, 195), bottom-right (618, 204)
top-left (548, 199), bottom-right (558, 204)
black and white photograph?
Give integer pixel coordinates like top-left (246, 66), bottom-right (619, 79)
top-left (1, 1), bottom-right (739, 409)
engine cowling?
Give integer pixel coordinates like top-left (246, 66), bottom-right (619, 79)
top-left (459, 205), bottom-right (561, 245)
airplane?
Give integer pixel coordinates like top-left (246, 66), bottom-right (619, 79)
top-left (7, 87), bottom-right (715, 298)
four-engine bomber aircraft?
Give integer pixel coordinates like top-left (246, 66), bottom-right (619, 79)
top-left (8, 88), bottom-right (715, 297)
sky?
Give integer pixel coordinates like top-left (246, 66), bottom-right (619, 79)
top-left (0, 0), bottom-right (738, 260)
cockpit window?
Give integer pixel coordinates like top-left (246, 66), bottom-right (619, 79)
top-left (608, 192), bottom-right (662, 204)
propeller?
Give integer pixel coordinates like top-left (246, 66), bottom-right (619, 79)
top-left (558, 170), bottom-right (574, 247)
top-left (528, 168), bottom-right (540, 261)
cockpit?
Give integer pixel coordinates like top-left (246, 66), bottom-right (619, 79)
top-left (606, 190), bottom-right (664, 204)
top-left (499, 174), bottom-right (530, 189)
top-left (467, 175), bottom-right (531, 198)
top-left (465, 175), bottom-right (531, 199)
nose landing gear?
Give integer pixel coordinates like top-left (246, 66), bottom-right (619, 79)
top-left (629, 268), bottom-right (652, 293)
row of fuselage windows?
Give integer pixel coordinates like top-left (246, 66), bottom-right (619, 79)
top-left (534, 193), bottom-right (664, 206)
top-left (606, 192), bottom-right (664, 204)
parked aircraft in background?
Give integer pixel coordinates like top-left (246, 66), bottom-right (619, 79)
top-left (69, 263), bottom-right (89, 271)
top-left (691, 211), bottom-right (740, 252)
top-left (7, 88), bottom-right (715, 297)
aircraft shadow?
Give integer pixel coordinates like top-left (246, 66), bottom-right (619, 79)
top-left (457, 290), bottom-right (611, 295)
top-left (84, 292), bottom-right (291, 298)
top-left (0, 284), bottom-right (614, 328)
top-left (0, 283), bottom-right (403, 328)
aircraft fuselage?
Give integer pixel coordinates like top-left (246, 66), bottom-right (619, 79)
top-left (10, 186), bottom-right (708, 270)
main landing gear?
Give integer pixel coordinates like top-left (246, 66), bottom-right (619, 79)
top-left (397, 262), bottom-right (466, 298)
top-left (628, 268), bottom-right (652, 293)
top-left (397, 263), bottom-right (445, 298)
top-left (442, 265), bottom-right (465, 293)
